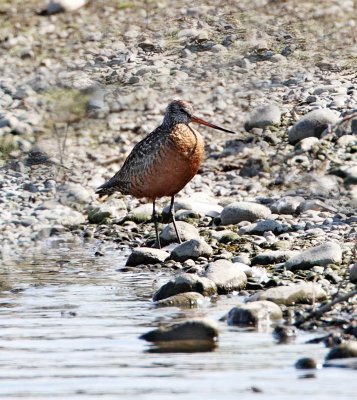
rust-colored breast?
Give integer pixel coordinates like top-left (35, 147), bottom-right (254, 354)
top-left (130, 124), bottom-right (205, 199)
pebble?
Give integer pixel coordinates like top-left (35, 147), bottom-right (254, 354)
top-left (297, 199), bottom-right (337, 214)
top-left (284, 242), bottom-right (342, 271)
top-left (232, 254), bottom-right (251, 265)
top-left (344, 165), bottom-right (357, 185)
top-left (288, 109), bottom-right (340, 144)
top-left (57, 183), bottom-right (93, 206)
top-left (204, 259), bottom-right (247, 294)
top-left (44, 0), bottom-right (87, 14)
top-left (160, 221), bottom-right (200, 245)
top-left (227, 300), bottom-right (283, 327)
top-left (295, 358), bottom-right (317, 370)
top-left (88, 199), bottom-right (127, 224)
top-left (171, 238), bottom-right (213, 262)
top-left (154, 292), bottom-right (205, 307)
top-left (248, 282), bottom-right (327, 306)
top-left (153, 273), bottom-right (217, 301)
top-left (244, 104), bottom-right (281, 131)
top-left (210, 229), bottom-right (238, 243)
top-left (270, 196), bottom-right (305, 215)
top-left (350, 263), bottom-right (357, 284)
top-left (239, 219), bottom-right (288, 235)
top-left (127, 204), bottom-right (154, 223)
top-left (126, 247), bottom-right (170, 266)
top-left (34, 205), bottom-right (86, 226)
top-left (273, 325), bottom-right (297, 344)
top-left (221, 202), bottom-right (271, 225)
top-left (325, 342), bottom-right (357, 361)
top-left (294, 137), bottom-right (320, 152)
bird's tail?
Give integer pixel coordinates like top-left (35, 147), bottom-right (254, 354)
top-left (96, 185), bottom-right (115, 198)
top-left (96, 180), bottom-right (129, 198)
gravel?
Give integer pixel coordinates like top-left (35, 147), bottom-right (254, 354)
top-left (0, 0), bottom-right (356, 347)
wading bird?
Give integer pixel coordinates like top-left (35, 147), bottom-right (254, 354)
top-left (96, 100), bottom-right (235, 248)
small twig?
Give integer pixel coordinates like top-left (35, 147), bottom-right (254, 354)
top-left (61, 122), bottom-right (69, 160)
top-left (295, 289), bottom-right (357, 327)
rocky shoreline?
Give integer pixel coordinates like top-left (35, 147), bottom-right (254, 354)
top-left (0, 0), bottom-right (356, 368)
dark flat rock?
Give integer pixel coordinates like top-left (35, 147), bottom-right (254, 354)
top-left (140, 319), bottom-right (219, 342)
top-left (126, 247), bottom-right (170, 266)
top-left (153, 273), bottom-right (217, 301)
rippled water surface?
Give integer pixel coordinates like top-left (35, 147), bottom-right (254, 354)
top-left (0, 240), bottom-right (355, 399)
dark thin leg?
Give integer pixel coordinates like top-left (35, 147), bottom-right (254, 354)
top-left (152, 199), bottom-right (161, 249)
top-left (169, 195), bottom-right (182, 244)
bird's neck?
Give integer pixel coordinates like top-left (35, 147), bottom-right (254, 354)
top-left (162, 117), bottom-right (186, 131)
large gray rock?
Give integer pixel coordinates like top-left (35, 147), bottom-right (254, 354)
top-left (251, 250), bottom-right (299, 265)
top-left (244, 104), bottom-right (281, 131)
top-left (140, 319), bottom-right (218, 342)
top-left (204, 259), bottom-right (247, 294)
top-left (248, 282), bottom-right (327, 306)
top-left (239, 219), bottom-right (288, 235)
top-left (58, 183), bottom-right (93, 206)
top-left (153, 273), bottom-right (217, 301)
top-left (160, 221), bottom-right (200, 245)
top-left (126, 247), bottom-right (170, 266)
top-left (154, 292), bottom-right (205, 307)
top-left (171, 239), bottom-right (213, 262)
top-left (284, 242), bottom-right (342, 271)
top-left (288, 109), bottom-right (340, 144)
top-left (227, 301), bottom-right (282, 327)
top-left (270, 196), bottom-right (305, 215)
top-left (221, 202), bottom-right (271, 225)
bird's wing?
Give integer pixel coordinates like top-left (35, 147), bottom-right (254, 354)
top-left (96, 125), bottom-right (166, 195)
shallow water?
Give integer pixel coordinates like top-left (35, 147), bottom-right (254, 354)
top-left (0, 239), bottom-right (355, 400)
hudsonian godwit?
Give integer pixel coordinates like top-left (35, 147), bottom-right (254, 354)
top-left (96, 100), bottom-right (235, 248)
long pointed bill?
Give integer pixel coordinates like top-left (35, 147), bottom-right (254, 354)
top-left (191, 115), bottom-right (235, 134)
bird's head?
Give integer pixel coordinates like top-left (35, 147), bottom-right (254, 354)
top-left (163, 100), bottom-right (235, 133)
